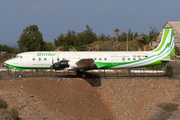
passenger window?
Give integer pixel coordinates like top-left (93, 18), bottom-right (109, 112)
top-left (44, 58), bottom-right (47, 61)
top-left (39, 58), bottom-right (41, 61)
top-left (94, 58), bottom-right (96, 61)
top-left (104, 58), bottom-right (107, 60)
top-left (32, 58), bottom-right (35, 61)
top-left (99, 58), bottom-right (102, 60)
top-left (62, 58), bottom-right (65, 60)
top-left (139, 58), bottom-right (141, 60)
top-left (133, 58), bottom-right (136, 60)
top-left (57, 58), bottom-right (60, 61)
top-left (122, 58), bottom-right (125, 61)
top-left (128, 58), bottom-right (130, 60)
top-left (20, 56), bottom-right (22, 58)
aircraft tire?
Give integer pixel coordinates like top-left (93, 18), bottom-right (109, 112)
top-left (81, 73), bottom-right (87, 79)
top-left (17, 74), bottom-right (23, 78)
top-left (3, 64), bottom-right (7, 69)
top-left (77, 70), bottom-right (87, 78)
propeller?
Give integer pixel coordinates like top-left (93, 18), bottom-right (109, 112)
top-left (52, 57), bottom-right (54, 65)
top-left (57, 53), bottom-right (60, 62)
top-left (50, 57), bottom-right (54, 67)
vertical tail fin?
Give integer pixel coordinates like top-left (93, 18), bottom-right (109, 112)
top-left (151, 28), bottom-right (175, 57)
top-left (169, 29), bottom-right (175, 56)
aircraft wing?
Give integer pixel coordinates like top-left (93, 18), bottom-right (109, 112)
top-left (74, 58), bottom-right (97, 70)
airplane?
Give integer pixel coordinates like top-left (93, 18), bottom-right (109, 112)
top-left (4, 28), bottom-right (175, 78)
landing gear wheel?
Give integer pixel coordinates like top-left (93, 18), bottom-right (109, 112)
top-left (77, 71), bottom-right (87, 78)
top-left (3, 64), bottom-right (7, 69)
top-left (17, 74), bottom-right (23, 78)
top-left (81, 73), bottom-right (87, 79)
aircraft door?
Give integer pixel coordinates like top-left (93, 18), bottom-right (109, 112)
top-left (112, 54), bottom-right (118, 65)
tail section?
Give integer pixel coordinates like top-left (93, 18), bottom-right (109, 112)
top-left (169, 29), bottom-right (175, 56)
top-left (151, 28), bottom-right (175, 60)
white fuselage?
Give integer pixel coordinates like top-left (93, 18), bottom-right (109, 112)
top-left (4, 28), bottom-right (175, 72)
top-left (10, 51), bottom-right (154, 69)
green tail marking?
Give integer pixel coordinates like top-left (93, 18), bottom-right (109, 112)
top-left (152, 29), bottom-right (169, 52)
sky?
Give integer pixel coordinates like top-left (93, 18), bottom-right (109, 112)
top-left (0, 0), bottom-right (180, 48)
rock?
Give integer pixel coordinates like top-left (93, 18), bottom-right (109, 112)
top-left (174, 96), bottom-right (180, 101)
top-left (0, 112), bottom-right (14, 120)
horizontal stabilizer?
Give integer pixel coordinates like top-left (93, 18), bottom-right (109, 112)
top-left (160, 55), bottom-right (173, 62)
top-left (161, 59), bottom-right (174, 62)
top-left (160, 59), bottom-right (174, 62)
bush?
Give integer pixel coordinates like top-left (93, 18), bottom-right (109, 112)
top-left (0, 98), bottom-right (20, 120)
top-left (3, 108), bottom-right (20, 120)
top-left (146, 64), bottom-right (162, 70)
top-left (9, 108), bottom-right (20, 120)
top-left (162, 103), bottom-right (178, 113)
top-left (156, 102), bottom-right (179, 113)
top-left (0, 97), bottom-right (8, 109)
top-left (149, 110), bottom-right (172, 120)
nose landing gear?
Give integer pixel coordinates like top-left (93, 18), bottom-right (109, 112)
top-left (3, 63), bottom-right (7, 69)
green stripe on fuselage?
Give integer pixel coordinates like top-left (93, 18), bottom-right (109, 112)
top-left (8, 65), bottom-right (23, 71)
top-left (6, 64), bottom-right (53, 71)
top-left (95, 55), bottom-right (156, 69)
top-left (142, 60), bottom-right (168, 67)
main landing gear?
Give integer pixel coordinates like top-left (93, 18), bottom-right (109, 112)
top-left (77, 70), bottom-right (87, 79)
top-left (17, 74), bottom-right (23, 78)
top-left (17, 71), bottom-right (23, 78)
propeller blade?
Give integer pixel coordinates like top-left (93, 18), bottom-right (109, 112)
top-left (57, 53), bottom-right (59, 62)
top-left (52, 57), bottom-right (54, 65)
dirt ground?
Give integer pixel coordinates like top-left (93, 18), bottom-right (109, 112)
top-left (0, 77), bottom-right (180, 120)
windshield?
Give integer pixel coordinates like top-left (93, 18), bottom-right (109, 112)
top-left (16, 55), bottom-right (19, 58)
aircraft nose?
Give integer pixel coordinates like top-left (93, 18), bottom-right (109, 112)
top-left (4, 58), bottom-right (14, 66)
top-left (4, 57), bottom-right (18, 66)
top-left (3, 60), bottom-right (8, 68)
top-left (4, 59), bottom-right (9, 65)
top-left (3, 63), bottom-right (8, 68)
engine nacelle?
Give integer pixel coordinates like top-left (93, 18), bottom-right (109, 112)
top-left (52, 60), bottom-right (69, 70)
